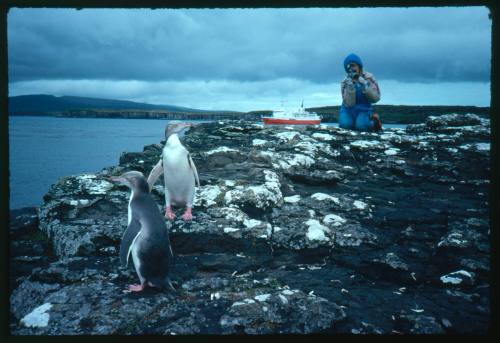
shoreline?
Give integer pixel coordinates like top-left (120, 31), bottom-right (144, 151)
top-left (9, 104), bottom-right (491, 125)
top-left (8, 117), bottom-right (408, 212)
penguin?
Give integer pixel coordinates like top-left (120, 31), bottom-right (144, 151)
top-left (109, 171), bottom-right (175, 292)
top-left (147, 122), bottom-right (200, 221)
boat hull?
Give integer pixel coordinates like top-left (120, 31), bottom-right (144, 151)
top-left (262, 117), bottom-right (321, 125)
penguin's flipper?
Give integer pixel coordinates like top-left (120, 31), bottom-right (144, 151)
top-left (147, 159), bottom-right (164, 191)
top-left (187, 154), bottom-right (200, 187)
top-left (120, 218), bottom-right (142, 268)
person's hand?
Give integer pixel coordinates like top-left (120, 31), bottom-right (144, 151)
top-left (358, 76), bottom-right (370, 89)
top-left (345, 77), bottom-right (355, 91)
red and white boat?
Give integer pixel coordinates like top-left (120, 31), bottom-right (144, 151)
top-left (262, 103), bottom-right (321, 125)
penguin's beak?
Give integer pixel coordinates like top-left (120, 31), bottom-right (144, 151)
top-left (108, 176), bottom-right (124, 183)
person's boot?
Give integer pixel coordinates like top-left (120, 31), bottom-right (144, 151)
top-left (371, 113), bottom-right (382, 131)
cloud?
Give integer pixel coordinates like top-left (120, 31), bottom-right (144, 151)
top-left (9, 77), bottom-right (490, 111)
top-left (378, 80), bottom-right (491, 106)
top-left (8, 78), bottom-right (343, 111)
top-left (7, 7), bottom-right (491, 109)
top-left (8, 7), bottom-right (491, 84)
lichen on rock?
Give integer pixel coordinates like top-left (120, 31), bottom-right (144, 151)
top-left (10, 114), bottom-right (491, 334)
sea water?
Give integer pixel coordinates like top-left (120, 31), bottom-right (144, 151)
top-left (8, 116), bottom-right (195, 209)
top-left (8, 116), bottom-right (406, 209)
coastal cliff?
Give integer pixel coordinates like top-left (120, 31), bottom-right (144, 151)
top-left (10, 113), bottom-right (490, 334)
top-left (8, 94), bottom-right (490, 124)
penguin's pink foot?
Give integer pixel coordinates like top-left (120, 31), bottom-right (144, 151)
top-left (128, 284), bottom-right (145, 292)
top-left (181, 208), bottom-right (193, 221)
top-left (165, 206), bottom-right (176, 220)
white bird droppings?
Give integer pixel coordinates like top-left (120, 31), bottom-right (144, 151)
top-left (20, 303), bottom-right (52, 328)
top-left (312, 132), bottom-right (335, 141)
top-left (252, 139), bottom-right (268, 146)
top-left (284, 195), bottom-right (301, 203)
top-left (305, 219), bottom-right (330, 242)
top-left (384, 148), bottom-right (400, 156)
top-left (254, 294), bottom-right (271, 302)
top-left (353, 200), bottom-right (368, 210)
top-left (323, 214), bottom-right (347, 226)
top-left (223, 227), bottom-right (240, 233)
top-left (311, 193), bottom-right (340, 204)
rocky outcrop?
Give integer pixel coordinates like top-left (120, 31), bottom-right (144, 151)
top-left (10, 113), bottom-right (490, 334)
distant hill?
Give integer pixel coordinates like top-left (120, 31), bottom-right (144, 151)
top-left (8, 94), bottom-right (490, 124)
top-left (8, 94), bottom-right (227, 115)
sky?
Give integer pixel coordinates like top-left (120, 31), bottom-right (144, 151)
top-left (7, 6), bottom-right (492, 112)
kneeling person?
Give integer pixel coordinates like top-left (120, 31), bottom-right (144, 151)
top-left (339, 53), bottom-right (382, 131)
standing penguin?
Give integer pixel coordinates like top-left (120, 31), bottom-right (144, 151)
top-left (147, 122), bottom-right (200, 221)
top-left (109, 171), bottom-right (175, 292)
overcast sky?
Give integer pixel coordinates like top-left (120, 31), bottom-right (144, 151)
top-left (8, 7), bottom-right (491, 111)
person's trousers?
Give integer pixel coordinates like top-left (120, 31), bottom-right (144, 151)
top-left (339, 106), bottom-right (374, 131)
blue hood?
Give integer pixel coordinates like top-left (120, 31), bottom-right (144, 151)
top-left (344, 53), bottom-right (363, 72)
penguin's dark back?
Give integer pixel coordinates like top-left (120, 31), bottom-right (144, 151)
top-left (131, 192), bottom-right (169, 235)
top-left (133, 196), bottom-right (174, 286)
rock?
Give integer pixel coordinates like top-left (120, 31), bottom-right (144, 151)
top-left (333, 223), bottom-right (377, 247)
top-left (283, 168), bottom-right (344, 185)
top-left (119, 151), bottom-right (148, 168)
top-left (351, 321), bottom-right (384, 334)
top-left (220, 288), bottom-right (346, 334)
top-left (10, 281), bottom-right (61, 321)
top-left (9, 208), bottom-right (54, 290)
top-left (440, 270), bottom-right (475, 287)
top-left (20, 303), bottom-right (53, 328)
top-left (441, 318), bottom-right (453, 329)
top-left (10, 207), bottom-right (39, 239)
top-left (193, 169), bottom-right (283, 212)
top-left (9, 114), bottom-right (490, 334)
top-left (437, 218), bottom-right (489, 253)
top-left (374, 252), bottom-right (409, 271)
top-left (350, 139), bottom-right (387, 151)
top-left (405, 123), bottom-right (427, 134)
top-left (459, 258), bottom-right (489, 273)
top-left (445, 289), bottom-right (481, 303)
top-left (395, 311), bottom-right (445, 334)
top-left (271, 215), bottom-right (334, 251)
top-left (425, 113), bottom-right (482, 129)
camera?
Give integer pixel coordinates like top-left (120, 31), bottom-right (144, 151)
top-left (347, 66), bottom-right (359, 80)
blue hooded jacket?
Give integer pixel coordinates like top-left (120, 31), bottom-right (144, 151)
top-left (342, 53), bottom-right (371, 110)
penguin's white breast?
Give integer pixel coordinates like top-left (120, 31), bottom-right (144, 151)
top-left (163, 146), bottom-right (191, 179)
top-left (127, 191), bottom-right (134, 225)
top-left (131, 234), bottom-right (143, 278)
